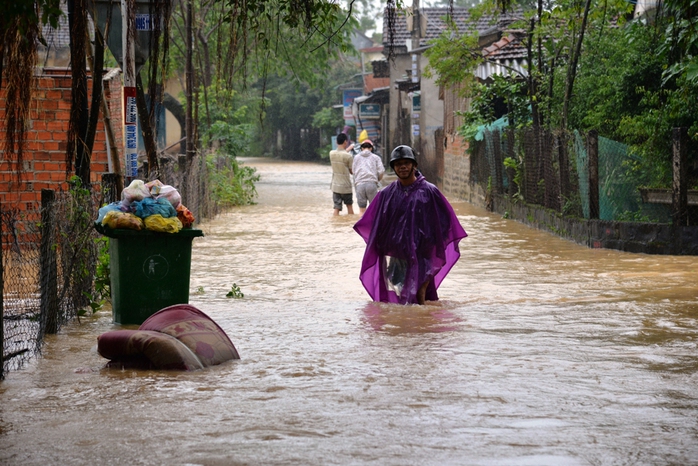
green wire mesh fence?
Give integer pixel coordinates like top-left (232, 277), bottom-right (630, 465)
top-left (472, 127), bottom-right (673, 223)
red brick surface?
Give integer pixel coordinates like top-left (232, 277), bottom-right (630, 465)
top-left (0, 68), bottom-right (123, 212)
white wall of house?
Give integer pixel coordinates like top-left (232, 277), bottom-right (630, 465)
top-left (387, 53), bottom-right (412, 153)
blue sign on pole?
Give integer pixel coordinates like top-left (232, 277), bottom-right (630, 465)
top-left (359, 103), bottom-right (380, 119)
top-left (343, 89), bottom-right (362, 120)
top-left (135, 14), bottom-right (153, 31)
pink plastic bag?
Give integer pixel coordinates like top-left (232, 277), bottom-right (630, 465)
top-left (121, 179), bottom-right (151, 207)
top-left (154, 185), bottom-right (182, 208)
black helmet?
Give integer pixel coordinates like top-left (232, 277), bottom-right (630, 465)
top-left (389, 145), bottom-right (418, 169)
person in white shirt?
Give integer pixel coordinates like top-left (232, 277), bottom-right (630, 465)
top-left (330, 132), bottom-right (355, 215)
top-left (352, 139), bottom-right (385, 214)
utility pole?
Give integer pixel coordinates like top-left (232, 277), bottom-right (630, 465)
top-left (122, 0), bottom-right (138, 183)
top-left (410, 0), bottom-right (420, 148)
top-left (185, 0), bottom-right (195, 162)
top-left (411, 0), bottom-right (420, 57)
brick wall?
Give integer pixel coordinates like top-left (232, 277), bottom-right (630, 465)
top-left (439, 83), bottom-right (487, 204)
top-left (442, 131), bottom-right (487, 205)
top-left (0, 67), bottom-right (123, 212)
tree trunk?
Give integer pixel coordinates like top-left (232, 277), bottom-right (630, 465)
top-left (84, 28), bottom-right (104, 175)
top-left (185, 0), bottom-right (195, 162)
top-left (68, 0), bottom-right (91, 186)
top-left (561, 0), bottom-right (592, 132)
top-left (136, 73), bottom-right (159, 177)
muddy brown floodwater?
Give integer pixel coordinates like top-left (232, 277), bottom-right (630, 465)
top-left (2, 157), bottom-right (698, 465)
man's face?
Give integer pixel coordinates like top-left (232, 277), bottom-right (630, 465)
top-left (393, 159), bottom-right (415, 179)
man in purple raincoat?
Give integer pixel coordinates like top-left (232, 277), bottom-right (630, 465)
top-left (353, 145), bottom-right (467, 304)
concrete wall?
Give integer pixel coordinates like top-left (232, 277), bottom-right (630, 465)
top-left (488, 193), bottom-right (698, 255)
top-left (164, 78), bottom-right (184, 152)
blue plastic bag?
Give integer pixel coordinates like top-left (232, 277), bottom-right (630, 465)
top-left (133, 197), bottom-right (177, 219)
top-left (97, 202), bottom-right (127, 223)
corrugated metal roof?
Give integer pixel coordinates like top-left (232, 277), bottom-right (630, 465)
top-left (476, 32), bottom-right (528, 79)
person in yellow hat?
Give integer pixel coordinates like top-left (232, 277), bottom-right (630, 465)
top-left (358, 129), bottom-right (369, 143)
top-left (352, 139), bottom-right (384, 214)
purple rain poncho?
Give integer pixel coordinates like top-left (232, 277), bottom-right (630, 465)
top-left (353, 173), bottom-right (467, 304)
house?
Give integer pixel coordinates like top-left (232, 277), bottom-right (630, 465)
top-left (440, 28), bottom-right (528, 202)
top-left (348, 44), bottom-right (391, 159)
top-left (380, 6), bottom-right (523, 186)
top-left (339, 32), bottom-right (391, 156)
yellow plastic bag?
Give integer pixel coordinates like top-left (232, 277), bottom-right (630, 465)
top-left (144, 214), bottom-right (183, 233)
top-left (103, 211), bottom-right (144, 230)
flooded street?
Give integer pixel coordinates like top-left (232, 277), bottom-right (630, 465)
top-left (2, 157), bottom-right (698, 465)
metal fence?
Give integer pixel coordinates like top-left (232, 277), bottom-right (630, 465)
top-left (1, 151), bottom-right (216, 379)
top-left (471, 127), bottom-right (673, 223)
top-left (0, 187), bottom-right (101, 377)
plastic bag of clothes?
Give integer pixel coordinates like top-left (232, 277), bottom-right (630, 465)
top-left (102, 210), bottom-right (144, 230)
top-left (145, 179), bottom-right (163, 191)
top-left (154, 185), bottom-right (181, 208)
top-left (133, 197), bottom-right (177, 219)
top-left (96, 202), bottom-right (128, 223)
top-left (121, 179), bottom-right (151, 207)
top-left (147, 180), bottom-right (181, 208)
top-left (176, 204), bottom-right (195, 228)
top-left (144, 214), bottom-right (183, 233)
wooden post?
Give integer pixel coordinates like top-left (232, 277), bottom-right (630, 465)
top-left (39, 189), bottom-right (59, 335)
top-left (185, 0), bottom-right (195, 163)
top-left (492, 130), bottom-right (504, 194)
top-left (178, 154), bottom-right (188, 206)
top-left (101, 173), bottom-right (121, 204)
top-left (558, 131), bottom-right (570, 210)
top-left (672, 127), bottom-right (688, 227)
top-left (506, 128), bottom-right (517, 196)
top-left (588, 130), bottom-right (599, 219)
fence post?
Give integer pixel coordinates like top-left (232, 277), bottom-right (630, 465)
top-left (39, 189), bottom-right (58, 335)
top-left (101, 173), bottom-right (121, 205)
top-left (588, 130), bottom-right (599, 219)
top-left (506, 129), bottom-right (517, 196)
top-left (558, 131), bottom-right (570, 209)
top-left (492, 130), bottom-right (504, 194)
top-left (178, 154), bottom-right (188, 207)
top-left (0, 201), bottom-right (4, 379)
top-left (672, 127), bottom-right (688, 227)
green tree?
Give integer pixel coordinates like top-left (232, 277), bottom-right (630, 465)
top-left (166, 0), bottom-right (357, 162)
top-left (256, 56), bottom-right (359, 161)
top-left (570, 17), bottom-right (698, 189)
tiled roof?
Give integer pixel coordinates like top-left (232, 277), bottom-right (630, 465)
top-left (360, 45), bottom-right (385, 53)
top-left (363, 74), bottom-right (390, 93)
top-left (482, 31), bottom-right (527, 60)
top-left (476, 31), bottom-right (529, 79)
top-left (382, 6), bottom-right (523, 50)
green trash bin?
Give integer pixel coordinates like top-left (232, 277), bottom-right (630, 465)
top-left (96, 224), bottom-right (204, 325)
